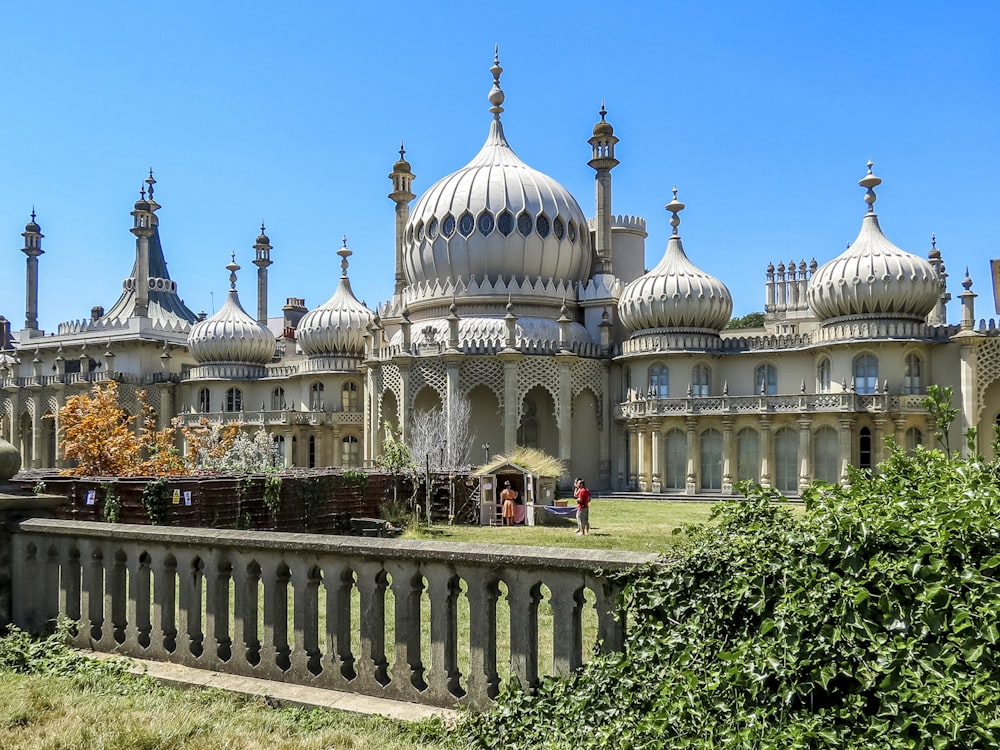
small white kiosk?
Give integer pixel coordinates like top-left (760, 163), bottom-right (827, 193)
top-left (475, 451), bottom-right (562, 526)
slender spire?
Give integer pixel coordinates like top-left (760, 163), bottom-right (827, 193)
top-left (666, 186), bottom-right (685, 235)
top-left (859, 160), bottom-right (881, 213)
top-left (227, 253), bottom-right (240, 290)
top-left (488, 46), bottom-right (505, 118)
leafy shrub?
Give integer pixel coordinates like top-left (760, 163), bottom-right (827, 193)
top-left (455, 441), bottom-right (1000, 749)
top-left (140, 477), bottom-right (170, 525)
top-left (100, 482), bottom-right (121, 523)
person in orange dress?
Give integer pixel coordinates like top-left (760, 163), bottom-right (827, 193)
top-left (500, 480), bottom-right (518, 526)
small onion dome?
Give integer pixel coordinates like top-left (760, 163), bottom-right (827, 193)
top-left (297, 237), bottom-right (375, 356)
top-left (593, 102), bottom-right (614, 136)
top-left (807, 162), bottom-right (939, 322)
top-left (392, 143), bottom-right (411, 174)
top-left (618, 188), bottom-right (733, 333)
top-left (188, 256), bottom-right (276, 365)
top-left (255, 223), bottom-right (270, 246)
top-left (24, 209), bottom-right (41, 234)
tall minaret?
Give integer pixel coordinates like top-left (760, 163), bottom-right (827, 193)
top-left (129, 170), bottom-right (159, 318)
top-left (388, 142), bottom-right (415, 296)
top-left (21, 210), bottom-right (44, 331)
top-left (926, 233), bottom-right (950, 325)
top-left (252, 223), bottom-right (273, 325)
top-left (588, 102), bottom-right (619, 276)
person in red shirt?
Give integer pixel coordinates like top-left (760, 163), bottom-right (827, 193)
top-left (573, 477), bottom-right (591, 536)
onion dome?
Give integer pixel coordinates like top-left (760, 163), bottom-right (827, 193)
top-left (392, 142), bottom-right (412, 174)
top-left (402, 50), bottom-right (591, 292)
top-left (593, 102), bottom-right (614, 137)
top-left (618, 188), bottom-right (733, 333)
top-left (188, 255), bottom-right (276, 365)
top-left (24, 209), bottom-right (41, 235)
top-left (807, 162), bottom-right (940, 323)
top-left (297, 237), bottom-right (375, 357)
top-left (255, 223), bottom-right (270, 247)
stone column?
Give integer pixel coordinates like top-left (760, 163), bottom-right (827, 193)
top-left (838, 417), bottom-right (854, 485)
top-left (759, 416), bottom-right (772, 488)
top-left (685, 417), bottom-right (697, 495)
top-left (395, 357), bottom-right (412, 444)
top-left (444, 357), bottom-right (461, 468)
top-left (721, 417), bottom-right (734, 494)
top-left (556, 353), bottom-right (574, 473)
top-left (873, 415), bottom-right (887, 467)
top-left (798, 416), bottom-right (812, 493)
top-left (649, 419), bottom-right (661, 493)
top-left (636, 426), bottom-right (647, 492)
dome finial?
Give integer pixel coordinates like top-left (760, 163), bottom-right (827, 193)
top-left (859, 160), bottom-right (881, 213)
top-left (599, 99), bottom-right (607, 120)
top-left (963, 267), bottom-right (972, 290)
top-left (145, 168), bottom-right (156, 201)
top-left (665, 186), bottom-right (685, 235)
top-left (337, 235), bottom-right (352, 277)
top-left (488, 45), bottom-right (505, 117)
top-left (226, 253), bottom-right (240, 290)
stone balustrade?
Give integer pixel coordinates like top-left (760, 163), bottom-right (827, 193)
top-left (7, 517), bottom-right (656, 710)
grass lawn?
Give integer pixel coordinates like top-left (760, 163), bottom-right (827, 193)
top-left (402, 499), bottom-right (718, 553)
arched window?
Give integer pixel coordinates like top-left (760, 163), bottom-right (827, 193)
top-left (691, 364), bottom-right (711, 397)
top-left (905, 426), bottom-right (923, 452)
top-left (755, 363), bottom-right (777, 395)
top-left (700, 429), bottom-right (722, 490)
top-left (271, 387), bottom-right (285, 411)
top-left (198, 388), bottom-right (211, 413)
top-left (341, 435), bottom-right (360, 467)
top-left (853, 354), bottom-right (878, 395)
top-left (518, 397), bottom-right (539, 448)
top-left (817, 358), bottom-right (831, 394)
top-left (813, 426), bottom-right (839, 484)
top-left (341, 381), bottom-right (360, 411)
top-left (903, 354), bottom-right (922, 395)
top-left (225, 387), bottom-right (243, 412)
top-left (274, 434), bottom-right (286, 463)
top-left (859, 426), bottom-right (873, 470)
top-left (648, 363), bottom-right (669, 399)
top-left (308, 435), bottom-right (316, 468)
top-left (310, 382), bottom-right (325, 411)
top-left (664, 430), bottom-right (686, 489)
top-left (774, 427), bottom-right (799, 493)
top-left (736, 428), bottom-right (760, 483)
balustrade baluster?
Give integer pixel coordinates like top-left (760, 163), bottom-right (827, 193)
top-left (463, 568), bottom-right (500, 707)
top-left (124, 546), bottom-right (151, 650)
top-left (386, 561), bottom-right (426, 697)
top-left (77, 539), bottom-right (105, 646)
top-left (289, 560), bottom-right (321, 678)
top-left (150, 554), bottom-right (177, 656)
top-left (355, 561), bottom-right (389, 688)
top-left (548, 574), bottom-right (585, 676)
top-left (203, 551), bottom-right (232, 667)
top-left (321, 560), bottom-right (355, 687)
top-left (58, 540), bottom-right (81, 626)
top-left (174, 550), bottom-right (204, 660)
top-left (593, 577), bottom-right (626, 654)
top-left (260, 557), bottom-right (291, 673)
top-left (110, 549), bottom-right (128, 645)
top-left (425, 563), bottom-right (462, 700)
top-left (231, 557), bottom-right (261, 671)
top-left (506, 572), bottom-right (541, 690)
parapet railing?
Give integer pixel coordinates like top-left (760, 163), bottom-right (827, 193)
top-left (8, 517), bottom-right (656, 710)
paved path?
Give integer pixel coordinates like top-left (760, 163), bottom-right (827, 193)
top-left (86, 651), bottom-right (460, 723)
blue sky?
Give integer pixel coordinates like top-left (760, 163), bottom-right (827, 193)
top-left (1, 1), bottom-right (997, 332)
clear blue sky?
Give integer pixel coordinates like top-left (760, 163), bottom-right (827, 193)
top-left (1, 1), bottom-right (997, 332)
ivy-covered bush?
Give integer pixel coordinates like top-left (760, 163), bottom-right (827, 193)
top-left (455, 440), bottom-right (1000, 749)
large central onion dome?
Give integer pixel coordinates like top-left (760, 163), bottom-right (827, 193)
top-left (297, 238), bottom-right (375, 357)
top-left (402, 52), bottom-right (591, 292)
top-left (807, 162), bottom-right (939, 323)
top-left (618, 189), bottom-right (733, 334)
top-left (188, 256), bottom-right (276, 368)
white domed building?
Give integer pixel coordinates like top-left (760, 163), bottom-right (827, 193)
top-left (1, 54), bottom-right (998, 497)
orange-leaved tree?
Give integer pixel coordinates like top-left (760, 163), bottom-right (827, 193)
top-left (58, 381), bottom-right (144, 476)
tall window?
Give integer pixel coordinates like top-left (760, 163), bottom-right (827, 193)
top-left (905, 426), bottom-right (923, 452)
top-left (817, 358), bottom-right (831, 394)
top-left (197, 388), bottom-right (211, 413)
top-left (691, 364), bottom-right (711, 397)
top-left (813, 426), bottom-right (839, 484)
top-left (341, 435), bottom-right (360, 467)
top-left (853, 354), bottom-right (878, 395)
top-left (274, 435), bottom-right (286, 464)
top-left (859, 426), bottom-right (873, 470)
top-left (755, 363), bottom-right (777, 395)
top-left (774, 427), bottom-right (799, 493)
top-left (310, 382), bottom-right (325, 411)
top-left (700, 429), bottom-right (722, 490)
top-left (342, 381), bottom-right (360, 411)
top-left (648, 363), bottom-right (669, 399)
top-left (225, 387), bottom-right (243, 412)
top-left (736, 428), bottom-right (760, 483)
top-left (518, 397), bottom-right (539, 448)
top-left (308, 435), bottom-right (316, 468)
top-left (271, 387), bottom-right (285, 411)
top-left (664, 430), bottom-right (687, 489)
top-left (903, 354), bottom-right (922, 395)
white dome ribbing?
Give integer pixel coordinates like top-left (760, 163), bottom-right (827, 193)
top-left (297, 238), bottom-right (375, 357)
top-left (402, 51), bottom-right (591, 293)
top-left (807, 162), bottom-right (939, 323)
top-left (618, 189), bottom-right (733, 333)
top-left (188, 256), bottom-right (276, 366)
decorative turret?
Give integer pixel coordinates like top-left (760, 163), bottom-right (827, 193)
top-left (252, 223), bottom-right (273, 326)
top-left (188, 254), bottom-right (277, 375)
top-left (926, 234), bottom-right (951, 325)
top-left (588, 102), bottom-right (619, 276)
top-left (296, 237), bottom-right (376, 359)
top-left (389, 142), bottom-right (416, 296)
top-left (21, 209), bottom-right (44, 330)
top-left (806, 162), bottom-right (939, 327)
top-left (618, 188), bottom-right (733, 343)
top-left (129, 170), bottom-right (160, 318)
